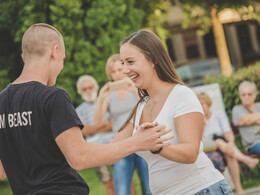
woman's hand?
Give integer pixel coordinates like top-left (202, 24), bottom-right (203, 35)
top-left (134, 122), bottom-right (173, 151)
top-left (94, 82), bottom-right (110, 124)
top-left (124, 77), bottom-right (139, 98)
top-left (124, 78), bottom-right (136, 92)
top-left (98, 82), bottom-right (110, 99)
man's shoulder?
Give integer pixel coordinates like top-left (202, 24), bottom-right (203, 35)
top-left (0, 82), bottom-right (66, 100)
top-left (41, 84), bottom-right (65, 94)
top-left (0, 84), bottom-right (9, 96)
top-left (40, 85), bottom-right (68, 99)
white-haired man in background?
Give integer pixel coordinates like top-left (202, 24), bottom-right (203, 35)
top-left (232, 81), bottom-right (260, 156)
top-left (76, 75), bottom-right (115, 195)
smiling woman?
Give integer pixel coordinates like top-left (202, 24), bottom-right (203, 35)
top-left (118, 30), bottom-right (233, 195)
top-left (94, 54), bottom-right (153, 195)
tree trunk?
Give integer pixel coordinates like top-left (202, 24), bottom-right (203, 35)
top-left (210, 4), bottom-right (232, 76)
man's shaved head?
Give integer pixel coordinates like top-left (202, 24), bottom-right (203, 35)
top-left (22, 23), bottom-right (63, 60)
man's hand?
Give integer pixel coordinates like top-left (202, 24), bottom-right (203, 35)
top-left (0, 160), bottom-right (7, 180)
top-left (133, 122), bottom-right (173, 151)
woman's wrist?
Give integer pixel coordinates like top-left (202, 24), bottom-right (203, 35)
top-left (150, 147), bottom-right (163, 154)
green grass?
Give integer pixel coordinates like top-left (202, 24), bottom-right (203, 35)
top-left (0, 168), bottom-right (143, 195)
top-left (78, 167), bottom-right (143, 195)
top-left (0, 179), bottom-right (12, 195)
top-left (1, 167), bottom-right (260, 194)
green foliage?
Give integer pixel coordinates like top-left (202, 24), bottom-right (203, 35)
top-left (145, 0), bottom-right (171, 44)
top-left (234, 134), bottom-right (260, 188)
top-left (0, 70), bottom-right (10, 90)
top-left (0, 168), bottom-right (144, 195)
top-left (176, 0), bottom-right (255, 34)
top-left (0, 0), bottom-right (165, 105)
top-left (235, 134), bottom-right (260, 188)
top-left (0, 179), bottom-right (12, 195)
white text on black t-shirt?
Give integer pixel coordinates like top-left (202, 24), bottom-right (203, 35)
top-left (0, 111), bottom-right (32, 129)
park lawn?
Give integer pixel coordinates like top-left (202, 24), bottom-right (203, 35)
top-left (0, 179), bottom-right (12, 195)
top-left (2, 168), bottom-right (260, 194)
top-left (0, 168), bottom-right (143, 195)
top-left (78, 167), bottom-right (143, 195)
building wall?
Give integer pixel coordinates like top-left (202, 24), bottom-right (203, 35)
top-left (168, 20), bottom-right (260, 69)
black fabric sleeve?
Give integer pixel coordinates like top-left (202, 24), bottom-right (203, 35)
top-left (46, 89), bottom-right (84, 139)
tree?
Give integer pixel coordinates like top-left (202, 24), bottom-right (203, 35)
top-left (0, 0), bottom-right (164, 105)
top-left (0, 0), bottom-right (28, 90)
top-left (176, 0), bottom-right (260, 76)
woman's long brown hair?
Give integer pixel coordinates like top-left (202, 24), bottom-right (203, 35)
top-left (119, 30), bottom-right (184, 131)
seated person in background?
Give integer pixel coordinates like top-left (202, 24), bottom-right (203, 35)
top-left (232, 81), bottom-right (260, 156)
top-left (198, 93), bottom-right (259, 195)
top-left (75, 75), bottom-right (115, 195)
top-left (204, 149), bottom-right (226, 174)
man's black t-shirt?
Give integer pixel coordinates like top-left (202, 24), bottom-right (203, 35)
top-left (0, 81), bottom-right (89, 195)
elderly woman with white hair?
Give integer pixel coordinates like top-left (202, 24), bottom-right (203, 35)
top-left (232, 81), bottom-right (260, 155)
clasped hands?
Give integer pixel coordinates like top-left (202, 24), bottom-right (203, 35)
top-left (134, 122), bottom-right (173, 154)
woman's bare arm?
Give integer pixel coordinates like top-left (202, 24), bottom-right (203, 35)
top-left (159, 112), bottom-right (204, 164)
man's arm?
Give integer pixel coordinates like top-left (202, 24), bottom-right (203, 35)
top-left (237, 112), bottom-right (260, 126)
top-left (82, 121), bottom-right (112, 136)
top-left (0, 160), bottom-right (7, 180)
top-left (56, 124), bottom-right (171, 170)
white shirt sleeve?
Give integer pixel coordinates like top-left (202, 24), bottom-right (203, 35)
top-left (172, 86), bottom-right (204, 118)
top-left (217, 111), bottom-right (232, 134)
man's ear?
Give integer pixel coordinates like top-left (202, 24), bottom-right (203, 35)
top-left (21, 53), bottom-right (25, 63)
top-left (50, 45), bottom-right (59, 59)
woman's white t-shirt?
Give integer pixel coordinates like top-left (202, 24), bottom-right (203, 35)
top-left (203, 111), bottom-right (231, 139)
top-left (133, 85), bottom-right (224, 195)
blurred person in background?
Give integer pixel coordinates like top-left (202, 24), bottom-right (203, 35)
top-left (76, 75), bottom-right (115, 195)
top-left (198, 93), bottom-right (258, 195)
top-left (94, 54), bottom-right (152, 195)
top-left (232, 81), bottom-right (260, 156)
